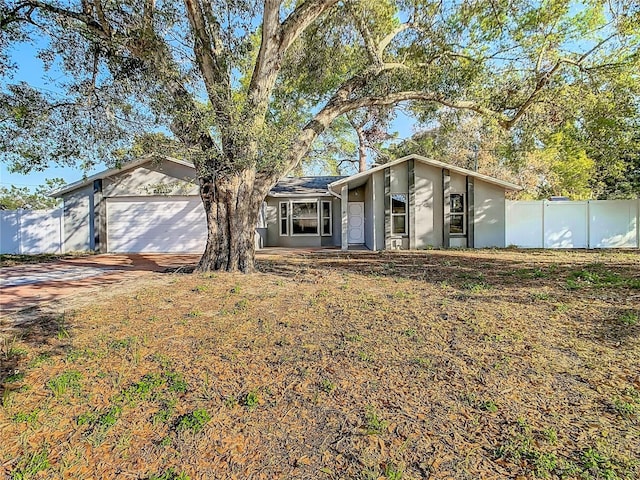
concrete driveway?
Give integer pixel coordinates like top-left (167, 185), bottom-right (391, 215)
top-left (1, 254), bottom-right (200, 317)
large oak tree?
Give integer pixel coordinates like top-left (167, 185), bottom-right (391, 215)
top-left (1, 0), bottom-right (638, 271)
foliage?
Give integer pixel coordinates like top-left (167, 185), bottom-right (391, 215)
top-left (0, 178), bottom-right (64, 209)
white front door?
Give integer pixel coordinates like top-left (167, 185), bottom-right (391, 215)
top-left (348, 202), bottom-right (365, 244)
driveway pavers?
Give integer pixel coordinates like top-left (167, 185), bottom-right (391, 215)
top-left (0, 254), bottom-right (200, 317)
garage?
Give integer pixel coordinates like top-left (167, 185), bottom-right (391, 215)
top-left (106, 196), bottom-right (207, 253)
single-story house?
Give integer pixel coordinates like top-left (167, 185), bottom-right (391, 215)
top-left (52, 154), bottom-right (521, 253)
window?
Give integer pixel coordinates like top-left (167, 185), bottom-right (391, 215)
top-left (291, 201), bottom-right (318, 235)
top-left (279, 202), bottom-right (289, 236)
top-left (450, 193), bottom-right (465, 235)
top-left (391, 193), bottom-right (407, 235)
top-left (321, 200), bottom-right (332, 236)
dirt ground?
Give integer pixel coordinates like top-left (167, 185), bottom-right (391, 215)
top-left (0, 249), bottom-right (639, 480)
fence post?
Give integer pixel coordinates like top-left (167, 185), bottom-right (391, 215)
top-left (17, 209), bottom-right (23, 255)
top-left (542, 200), bottom-right (546, 248)
top-left (586, 200), bottom-right (591, 249)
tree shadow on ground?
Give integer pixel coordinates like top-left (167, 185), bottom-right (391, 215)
top-left (256, 249), bottom-right (640, 347)
top-left (0, 308), bottom-right (71, 397)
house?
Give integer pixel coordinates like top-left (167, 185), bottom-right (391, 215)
top-left (52, 154), bottom-right (521, 253)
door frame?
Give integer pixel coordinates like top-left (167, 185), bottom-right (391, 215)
top-left (347, 201), bottom-right (365, 245)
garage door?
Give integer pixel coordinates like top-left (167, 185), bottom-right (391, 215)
top-left (106, 196), bottom-right (207, 253)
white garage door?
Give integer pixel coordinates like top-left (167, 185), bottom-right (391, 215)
top-left (106, 196), bottom-right (207, 253)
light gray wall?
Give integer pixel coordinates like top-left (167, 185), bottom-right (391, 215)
top-left (474, 181), bottom-right (506, 247)
top-left (104, 161), bottom-right (199, 198)
top-left (413, 162), bottom-right (443, 248)
top-left (390, 163), bottom-right (408, 194)
top-left (62, 185), bottom-right (93, 252)
top-left (322, 197), bottom-right (342, 247)
top-left (373, 171), bottom-right (385, 250)
top-left (364, 181), bottom-right (374, 250)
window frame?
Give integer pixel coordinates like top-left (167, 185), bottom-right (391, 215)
top-left (290, 200), bottom-right (320, 236)
top-left (450, 193), bottom-right (466, 236)
top-left (321, 200), bottom-right (332, 236)
top-left (279, 201), bottom-right (289, 236)
top-left (390, 193), bottom-right (408, 235)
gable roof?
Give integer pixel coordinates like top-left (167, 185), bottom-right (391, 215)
top-left (328, 154), bottom-right (522, 194)
top-left (268, 176), bottom-right (347, 197)
top-left (50, 155), bottom-right (195, 197)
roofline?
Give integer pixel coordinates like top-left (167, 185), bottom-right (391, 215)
top-left (328, 154), bottom-right (522, 194)
top-left (50, 155), bottom-right (195, 197)
top-left (267, 192), bottom-right (334, 198)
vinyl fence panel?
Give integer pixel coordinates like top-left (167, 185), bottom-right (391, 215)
top-left (543, 201), bottom-right (588, 248)
top-left (0, 208), bottom-right (63, 254)
top-left (505, 201), bottom-right (544, 248)
top-left (589, 200), bottom-right (639, 248)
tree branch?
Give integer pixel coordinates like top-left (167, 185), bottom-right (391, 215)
top-left (247, 0), bottom-right (339, 119)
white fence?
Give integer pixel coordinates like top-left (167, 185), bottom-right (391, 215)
top-left (0, 208), bottom-right (64, 254)
top-left (506, 200), bottom-right (640, 249)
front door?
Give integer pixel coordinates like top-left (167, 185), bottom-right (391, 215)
top-left (348, 202), bottom-right (365, 244)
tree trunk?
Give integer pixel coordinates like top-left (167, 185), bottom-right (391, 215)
top-left (196, 169), bottom-right (265, 273)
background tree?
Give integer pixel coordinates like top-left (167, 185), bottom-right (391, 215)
top-left (1, 0), bottom-right (638, 270)
top-left (0, 178), bottom-right (64, 209)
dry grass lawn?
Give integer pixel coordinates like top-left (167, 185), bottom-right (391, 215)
top-left (1, 249), bottom-right (639, 480)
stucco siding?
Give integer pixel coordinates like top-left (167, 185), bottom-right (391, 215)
top-left (450, 172), bottom-right (466, 194)
top-left (62, 185), bottom-right (93, 252)
top-left (389, 163), bottom-right (408, 194)
top-left (474, 181), bottom-right (506, 247)
top-left (364, 180), bottom-right (374, 250)
top-left (414, 162), bottom-right (443, 248)
top-left (373, 171), bottom-right (385, 250)
top-left (104, 161), bottom-right (199, 197)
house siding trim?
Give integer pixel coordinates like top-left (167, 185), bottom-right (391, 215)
top-left (408, 159), bottom-right (416, 249)
top-left (341, 185), bottom-right (348, 251)
top-left (467, 176), bottom-right (475, 248)
top-left (443, 169), bottom-right (451, 248)
top-left (384, 167), bottom-right (391, 249)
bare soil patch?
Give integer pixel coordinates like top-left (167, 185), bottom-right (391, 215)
top-left (1, 249), bottom-right (639, 479)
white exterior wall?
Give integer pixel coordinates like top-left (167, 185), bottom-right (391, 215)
top-left (0, 208), bottom-right (64, 254)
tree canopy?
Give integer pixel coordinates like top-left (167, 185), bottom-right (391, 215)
top-left (1, 0), bottom-right (638, 269)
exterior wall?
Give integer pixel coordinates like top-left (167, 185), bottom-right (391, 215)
top-left (413, 162), bottom-right (443, 248)
top-left (474, 181), bottom-right (506, 247)
top-left (364, 180), bottom-right (374, 250)
top-left (449, 172), bottom-right (468, 247)
top-left (373, 171), bottom-right (385, 250)
top-left (62, 185), bottom-right (93, 252)
top-left (104, 161), bottom-right (199, 198)
top-left (265, 196), bottom-right (340, 248)
top-left (388, 163), bottom-right (410, 248)
top-left (321, 197), bottom-right (342, 247)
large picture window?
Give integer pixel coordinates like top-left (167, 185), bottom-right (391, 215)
top-left (450, 193), bottom-right (465, 235)
top-left (391, 193), bottom-right (408, 235)
top-left (291, 201), bottom-right (319, 235)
